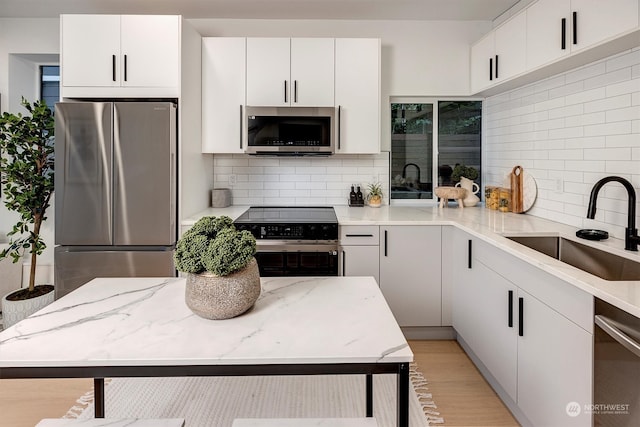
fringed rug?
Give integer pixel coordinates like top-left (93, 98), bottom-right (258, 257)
top-left (65, 363), bottom-right (443, 427)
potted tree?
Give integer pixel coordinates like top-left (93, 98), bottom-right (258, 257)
top-left (0, 97), bottom-right (55, 328)
top-left (174, 215), bottom-right (260, 320)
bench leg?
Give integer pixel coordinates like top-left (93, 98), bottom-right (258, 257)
top-left (397, 363), bottom-right (409, 427)
top-left (94, 378), bottom-right (105, 418)
top-left (366, 373), bottom-right (373, 417)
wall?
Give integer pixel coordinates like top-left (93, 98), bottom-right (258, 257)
top-left (484, 47), bottom-right (640, 240)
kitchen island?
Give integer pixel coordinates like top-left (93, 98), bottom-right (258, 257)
top-left (0, 276), bottom-right (412, 426)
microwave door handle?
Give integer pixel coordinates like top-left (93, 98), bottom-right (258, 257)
top-left (595, 315), bottom-right (640, 358)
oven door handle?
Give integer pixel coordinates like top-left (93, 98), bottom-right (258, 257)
top-left (256, 242), bottom-right (338, 253)
top-left (595, 315), bottom-right (640, 358)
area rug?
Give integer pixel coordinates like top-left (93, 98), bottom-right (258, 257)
top-left (64, 363), bottom-right (443, 427)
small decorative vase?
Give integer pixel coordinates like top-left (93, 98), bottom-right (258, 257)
top-left (368, 197), bottom-right (382, 208)
top-left (1, 285), bottom-right (55, 329)
top-left (455, 176), bottom-right (480, 207)
top-left (185, 257), bottom-right (261, 320)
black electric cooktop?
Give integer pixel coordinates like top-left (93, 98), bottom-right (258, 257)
top-left (234, 206), bottom-right (338, 240)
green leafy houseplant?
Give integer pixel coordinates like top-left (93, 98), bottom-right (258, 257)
top-left (451, 164), bottom-right (479, 183)
top-left (367, 182), bottom-right (383, 206)
top-left (0, 97), bottom-right (55, 300)
top-left (174, 216), bottom-right (257, 276)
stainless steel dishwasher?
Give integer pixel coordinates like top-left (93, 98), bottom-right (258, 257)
top-left (594, 298), bottom-right (640, 426)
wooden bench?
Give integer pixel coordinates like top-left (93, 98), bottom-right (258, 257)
top-left (36, 419), bottom-right (185, 427)
top-left (232, 418), bottom-right (378, 427)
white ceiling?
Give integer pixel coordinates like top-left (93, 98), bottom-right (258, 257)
top-left (0, 0), bottom-right (522, 21)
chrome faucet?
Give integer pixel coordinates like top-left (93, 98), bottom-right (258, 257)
top-left (587, 176), bottom-right (640, 251)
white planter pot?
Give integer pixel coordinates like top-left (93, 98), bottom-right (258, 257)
top-left (1, 287), bottom-right (54, 329)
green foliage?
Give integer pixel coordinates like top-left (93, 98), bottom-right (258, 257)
top-left (451, 164), bottom-right (479, 183)
top-left (367, 182), bottom-right (383, 198)
top-left (0, 97), bottom-right (55, 291)
top-left (174, 216), bottom-right (256, 276)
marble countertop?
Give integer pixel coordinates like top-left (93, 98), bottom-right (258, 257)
top-left (183, 205), bottom-right (640, 318)
top-left (0, 276), bottom-right (411, 368)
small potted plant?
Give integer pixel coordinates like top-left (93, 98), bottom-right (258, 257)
top-left (174, 216), bottom-right (260, 320)
top-left (367, 182), bottom-right (384, 208)
top-left (451, 164), bottom-right (479, 183)
top-left (0, 97), bottom-right (55, 328)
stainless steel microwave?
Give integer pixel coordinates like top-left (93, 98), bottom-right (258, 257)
top-left (245, 106), bottom-right (336, 156)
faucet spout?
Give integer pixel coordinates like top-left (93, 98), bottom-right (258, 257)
top-left (587, 176), bottom-right (639, 251)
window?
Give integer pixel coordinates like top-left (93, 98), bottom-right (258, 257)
top-left (390, 99), bottom-right (481, 203)
top-left (40, 65), bottom-right (60, 110)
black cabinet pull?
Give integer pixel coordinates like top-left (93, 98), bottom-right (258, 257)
top-left (124, 54), bottom-right (128, 81)
top-left (112, 55), bottom-right (116, 81)
top-left (561, 18), bottom-right (567, 50)
top-left (572, 11), bottom-right (577, 45)
top-left (294, 80), bottom-right (298, 103)
top-left (345, 234), bottom-right (374, 238)
top-left (489, 57), bottom-right (493, 81)
top-left (467, 239), bottom-right (472, 269)
top-left (342, 250), bottom-right (346, 276)
top-left (508, 290), bottom-right (514, 327)
top-left (239, 105), bottom-right (243, 149)
top-left (337, 105), bottom-right (342, 150)
top-left (518, 297), bottom-right (524, 337)
top-left (384, 230), bottom-right (388, 257)
top-left (495, 55), bottom-right (499, 79)
top-left (284, 80), bottom-right (288, 103)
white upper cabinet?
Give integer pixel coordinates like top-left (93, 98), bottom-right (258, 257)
top-left (61, 15), bottom-right (180, 96)
top-left (527, 0), bottom-right (638, 70)
top-left (335, 38), bottom-right (380, 154)
top-left (201, 37), bottom-right (246, 154)
top-left (246, 38), bottom-right (334, 107)
top-left (470, 12), bottom-right (526, 94)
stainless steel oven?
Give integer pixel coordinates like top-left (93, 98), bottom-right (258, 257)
top-left (594, 298), bottom-right (640, 426)
top-left (234, 207), bottom-right (339, 277)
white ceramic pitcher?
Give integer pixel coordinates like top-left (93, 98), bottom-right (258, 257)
top-left (455, 176), bottom-right (480, 207)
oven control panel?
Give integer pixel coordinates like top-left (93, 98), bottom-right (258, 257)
top-left (236, 223), bottom-right (338, 240)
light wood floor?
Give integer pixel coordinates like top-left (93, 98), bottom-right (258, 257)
top-left (0, 340), bottom-right (519, 427)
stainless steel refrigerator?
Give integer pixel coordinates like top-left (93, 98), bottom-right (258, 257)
top-left (54, 101), bottom-right (177, 299)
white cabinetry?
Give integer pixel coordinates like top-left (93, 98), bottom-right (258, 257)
top-left (339, 225), bottom-right (380, 284)
top-left (454, 229), bottom-right (593, 427)
top-left (527, 0), bottom-right (638, 70)
top-left (201, 37), bottom-right (246, 154)
top-left (246, 38), bottom-right (334, 107)
top-left (470, 12), bottom-right (526, 93)
top-left (379, 226), bottom-right (441, 327)
top-left (61, 15), bottom-right (180, 97)
top-left (335, 38), bottom-right (381, 154)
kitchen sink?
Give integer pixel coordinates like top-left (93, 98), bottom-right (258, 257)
top-left (505, 235), bottom-right (640, 281)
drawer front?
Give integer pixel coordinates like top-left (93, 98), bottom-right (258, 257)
top-left (339, 225), bottom-right (379, 245)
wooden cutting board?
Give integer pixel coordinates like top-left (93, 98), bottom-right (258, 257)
top-left (510, 166), bottom-right (524, 213)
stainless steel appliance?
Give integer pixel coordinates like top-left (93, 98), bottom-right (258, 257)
top-left (54, 101), bottom-right (177, 299)
top-left (594, 298), bottom-right (640, 426)
top-left (245, 106), bottom-right (336, 156)
top-left (234, 206), bottom-right (338, 276)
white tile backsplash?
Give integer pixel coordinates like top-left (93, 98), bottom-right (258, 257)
top-left (213, 152), bottom-right (390, 206)
top-left (484, 46), bottom-right (640, 240)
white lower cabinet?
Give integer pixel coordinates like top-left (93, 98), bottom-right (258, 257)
top-left (379, 226), bottom-right (442, 327)
top-left (339, 225), bottom-right (380, 284)
top-left (453, 229), bottom-right (593, 427)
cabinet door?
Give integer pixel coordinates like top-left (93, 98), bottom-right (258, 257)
top-left (202, 37), bottom-right (246, 153)
top-left (526, 0), bottom-right (572, 70)
top-left (291, 38), bottom-right (334, 107)
top-left (452, 229), bottom-right (475, 336)
top-left (470, 32), bottom-right (495, 93)
top-left (61, 14), bottom-right (121, 87)
top-left (571, 0), bottom-right (639, 53)
top-left (517, 289), bottom-right (592, 427)
top-left (494, 11), bottom-right (527, 81)
top-left (379, 226), bottom-right (441, 327)
top-left (340, 245), bottom-right (380, 284)
top-left (335, 38), bottom-right (380, 154)
top-left (120, 15), bottom-right (180, 88)
top-left (246, 38), bottom-right (291, 106)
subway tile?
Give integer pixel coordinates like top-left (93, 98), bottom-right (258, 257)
top-left (564, 111), bottom-right (605, 127)
top-left (566, 61), bottom-right (606, 84)
top-left (583, 94), bottom-right (631, 113)
top-left (606, 133), bottom-right (640, 147)
top-left (264, 182), bottom-right (295, 190)
top-left (295, 181), bottom-right (327, 190)
top-left (548, 103), bottom-right (583, 119)
top-left (606, 49), bottom-right (640, 73)
top-left (565, 87), bottom-right (606, 106)
top-left (584, 121), bottom-right (632, 136)
top-left (280, 174), bottom-right (310, 182)
top-left (606, 105), bottom-right (640, 123)
top-left (565, 136), bottom-right (606, 149)
top-left (584, 67), bottom-right (631, 91)
top-left (584, 147), bottom-right (631, 160)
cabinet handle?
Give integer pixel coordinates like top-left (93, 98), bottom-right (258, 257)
top-left (342, 250), bottom-right (346, 276)
top-left (345, 234), bottom-right (374, 238)
top-left (489, 57), bottom-right (493, 81)
top-left (518, 297), bottom-right (524, 337)
top-left (572, 11), bottom-right (577, 45)
top-left (112, 55), bottom-right (116, 82)
top-left (337, 105), bottom-right (342, 150)
top-left (239, 105), bottom-right (243, 149)
top-left (294, 80), bottom-right (298, 103)
top-left (467, 239), bottom-right (472, 269)
top-left (561, 18), bottom-right (567, 50)
top-left (495, 55), bottom-right (499, 79)
top-left (284, 80), bottom-right (288, 103)
top-left (124, 54), bottom-right (128, 82)
top-left (384, 230), bottom-right (388, 257)
top-left (508, 290), bottom-right (514, 328)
